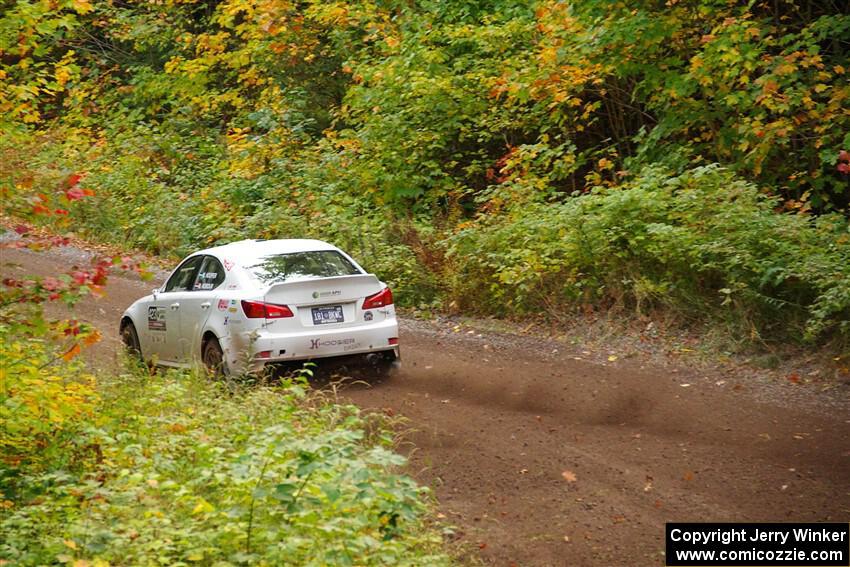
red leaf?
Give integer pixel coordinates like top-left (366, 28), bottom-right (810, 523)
top-left (787, 373), bottom-right (800, 383)
top-left (837, 162), bottom-right (849, 174)
top-left (72, 271), bottom-right (89, 285)
top-left (67, 173), bottom-right (82, 187)
top-left (42, 277), bottom-right (61, 291)
top-left (839, 150), bottom-right (850, 162)
top-left (54, 209), bottom-right (69, 215)
top-left (66, 187), bottom-right (85, 201)
top-left (13, 224), bottom-right (30, 235)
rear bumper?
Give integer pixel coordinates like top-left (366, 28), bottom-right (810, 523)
top-left (226, 319), bottom-right (399, 373)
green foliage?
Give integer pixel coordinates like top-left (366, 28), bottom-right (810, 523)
top-left (1, 369), bottom-right (451, 566)
top-left (448, 165), bottom-right (850, 345)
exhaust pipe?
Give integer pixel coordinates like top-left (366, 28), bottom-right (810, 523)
top-left (365, 353), bottom-right (381, 365)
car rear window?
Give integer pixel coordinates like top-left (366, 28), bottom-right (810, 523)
top-left (246, 250), bottom-right (361, 285)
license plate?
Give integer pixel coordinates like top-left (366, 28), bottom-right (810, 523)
top-left (312, 305), bottom-right (344, 325)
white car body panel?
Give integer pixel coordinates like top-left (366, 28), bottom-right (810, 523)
top-left (121, 239), bottom-right (399, 374)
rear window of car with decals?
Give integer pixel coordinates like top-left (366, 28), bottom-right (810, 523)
top-left (246, 251), bottom-right (361, 285)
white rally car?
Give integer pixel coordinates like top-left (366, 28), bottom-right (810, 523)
top-left (120, 239), bottom-right (399, 375)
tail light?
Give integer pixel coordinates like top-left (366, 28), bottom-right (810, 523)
top-left (241, 300), bottom-right (294, 319)
top-left (362, 287), bottom-right (393, 310)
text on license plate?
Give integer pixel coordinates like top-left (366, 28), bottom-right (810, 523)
top-left (312, 305), bottom-right (344, 325)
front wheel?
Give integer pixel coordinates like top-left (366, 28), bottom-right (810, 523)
top-left (202, 337), bottom-right (227, 377)
top-left (120, 321), bottom-right (143, 362)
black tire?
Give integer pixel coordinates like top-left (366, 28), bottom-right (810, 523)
top-left (369, 350), bottom-right (400, 378)
top-left (202, 337), bottom-right (226, 377)
top-left (120, 321), bottom-right (143, 361)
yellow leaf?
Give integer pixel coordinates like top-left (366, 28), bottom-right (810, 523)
top-left (607, 355), bottom-right (618, 362)
top-left (192, 499), bottom-right (214, 514)
top-left (561, 470), bottom-right (577, 482)
top-left (72, 0), bottom-right (94, 14)
top-left (55, 66), bottom-right (72, 88)
top-left (64, 539), bottom-right (78, 550)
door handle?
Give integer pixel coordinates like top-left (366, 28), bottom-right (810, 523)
top-left (170, 302), bottom-right (180, 310)
top-left (200, 302), bottom-right (211, 310)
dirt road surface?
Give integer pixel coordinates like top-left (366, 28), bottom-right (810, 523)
top-left (4, 243), bottom-right (849, 566)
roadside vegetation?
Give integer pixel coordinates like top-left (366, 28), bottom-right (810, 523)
top-left (1, 1), bottom-right (848, 350)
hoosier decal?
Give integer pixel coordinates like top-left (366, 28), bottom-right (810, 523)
top-left (309, 337), bottom-right (357, 350)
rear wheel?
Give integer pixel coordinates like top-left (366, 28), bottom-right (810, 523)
top-left (202, 337), bottom-right (226, 377)
top-left (120, 321), bottom-right (143, 361)
top-left (368, 350), bottom-right (400, 378)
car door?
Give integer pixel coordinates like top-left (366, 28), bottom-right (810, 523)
top-left (152, 255), bottom-right (204, 363)
top-left (176, 256), bottom-right (226, 361)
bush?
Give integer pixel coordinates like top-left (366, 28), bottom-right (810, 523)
top-left (0, 329), bottom-right (98, 473)
top-left (1, 369), bottom-right (452, 566)
top-left (447, 165), bottom-right (850, 345)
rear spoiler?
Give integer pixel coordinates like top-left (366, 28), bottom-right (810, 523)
top-left (263, 274), bottom-right (383, 306)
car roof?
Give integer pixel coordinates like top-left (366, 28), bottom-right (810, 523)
top-left (200, 239), bottom-right (339, 261)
